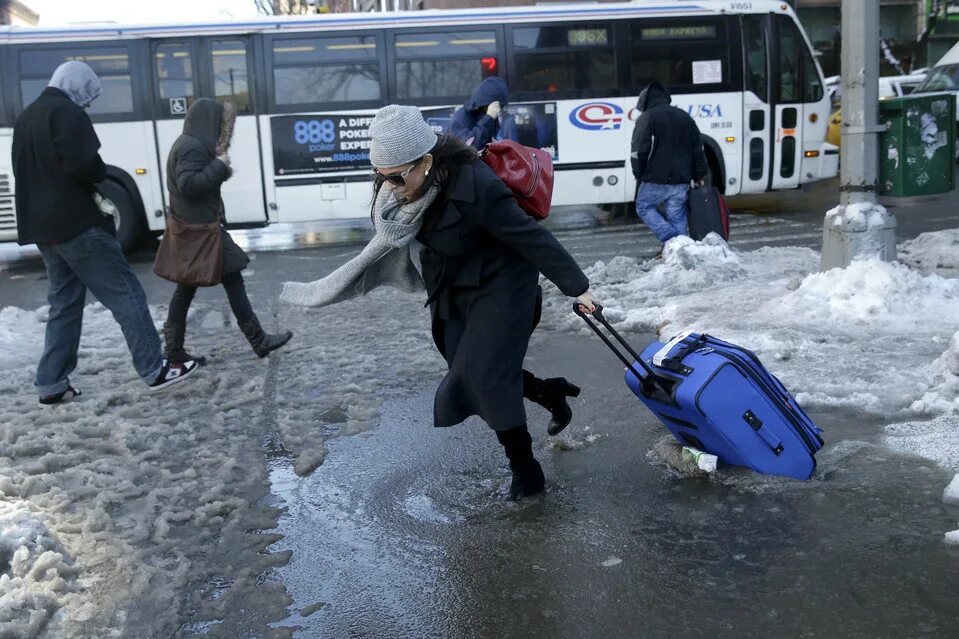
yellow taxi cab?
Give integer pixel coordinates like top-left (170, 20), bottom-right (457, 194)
top-left (826, 108), bottom-right (842, 147)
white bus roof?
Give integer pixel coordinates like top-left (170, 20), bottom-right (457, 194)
top-left (0, 1), bottom-right (796, 43)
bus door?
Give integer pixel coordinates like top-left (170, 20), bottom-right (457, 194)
top-left (150, 39), bottom-right (199, 212)
top-left (740, 14), bottom-right (772, 193)
top-left (197, 37), bottom-right (267, 225)
top-left (768, 14), bottom-right (805, 190)
top-left (150, 38), bottom-right (266, 225)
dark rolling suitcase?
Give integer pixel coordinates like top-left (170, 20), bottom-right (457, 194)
top-left (575, 305), bottom-right (823, 480)
top-left (687, 185), bottom-right (730, 241)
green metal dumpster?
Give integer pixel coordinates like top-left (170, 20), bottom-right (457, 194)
top-left (878, 94), bottom-right (956, 196)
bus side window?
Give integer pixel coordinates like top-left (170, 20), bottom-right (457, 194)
top-left (19, 46), bottom-right (134, 116)
top-left (392, 30), bottom-right (498, 101)
top-left (775, 16), bottom-right (823, 104)
top-left (212, 40), bottom-right (250, 113)
top-left (155, 42), bottom-right (195, 115)
top-left (627, 18), bottom-right (732, 95)
top-left (800, 42), bottom-right (824, 103)
top-left (271, 35), bottom-right (380, 107)
top-left (512, 23), bottom-right (616, 99)
top-left (776, 17), bottom-right (801, 103)
top-left (742, 16), bottom-right (767, 101)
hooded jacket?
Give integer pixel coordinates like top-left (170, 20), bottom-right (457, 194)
top-left (166, 98), bottom-right (249, 275)
top-left (12, 61), bottom-right (110, 245)
top-left (630, 81), bottom-right (708, 185)
top-left (449, 77), bottom-right (509, 150)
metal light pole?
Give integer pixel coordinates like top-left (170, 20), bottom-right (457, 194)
top-left (820, 0), bottom-right (897, 271)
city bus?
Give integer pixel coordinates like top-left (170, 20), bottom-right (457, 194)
top-left (0, 0), bottom-right (837, 250)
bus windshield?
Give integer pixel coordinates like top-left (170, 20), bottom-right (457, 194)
top-left (917, 64), bottom-right (959, 92)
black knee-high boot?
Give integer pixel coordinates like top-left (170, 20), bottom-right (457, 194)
top-left (496, 424), bottom-right (545, 501)
top-left (523, 370), bottom-right (581, 436)
top-left (162, 321), bottom-right (206, 366)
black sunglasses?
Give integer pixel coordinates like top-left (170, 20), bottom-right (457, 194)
top-left (373, 161), bottom-right (419, 186)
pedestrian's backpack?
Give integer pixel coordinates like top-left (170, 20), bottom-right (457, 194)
top-left (480, 140), bottom-right (553, 221)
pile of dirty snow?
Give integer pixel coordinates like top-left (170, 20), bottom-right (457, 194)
top-left (909, 331), bottom-right (959, 415)
top-left (0, 302), bottom-right (304, 636)
top-left (824, 202), bottom-right (891, 229)
top-left (882, 415), bottom-right (959, 472)
top-left (899, 228), bottom-right (959, 275)
top-left (0, 498), bottom-right (76, 638)
top-left (541, 233), bottom-right (959, 418)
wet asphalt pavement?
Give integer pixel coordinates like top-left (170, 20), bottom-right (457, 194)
top-left (2, 175), bottom-right (959, 638)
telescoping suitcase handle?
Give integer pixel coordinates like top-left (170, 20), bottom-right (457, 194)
top-left (573, 303), bottom-right (672, 396)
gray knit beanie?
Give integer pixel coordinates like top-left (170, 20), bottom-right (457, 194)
top-left (369, 105), bottom-right (438, 168)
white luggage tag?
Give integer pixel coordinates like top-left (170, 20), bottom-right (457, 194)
top-left (652, 329), bottom-right (698, 367)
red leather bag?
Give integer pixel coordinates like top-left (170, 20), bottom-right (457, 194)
top-left (480, 140), bottom-right (553, 221)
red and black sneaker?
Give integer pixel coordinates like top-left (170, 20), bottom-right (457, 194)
top-left (148, 358), bottom-right (199, 393)
top-left (39, 385), bottom-right (81, 406)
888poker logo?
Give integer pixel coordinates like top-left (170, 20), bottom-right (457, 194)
top-left (569, 101), bottom-right (624, 131)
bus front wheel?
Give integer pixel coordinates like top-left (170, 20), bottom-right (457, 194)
top-left (97, 179), bottom-right (145, 253)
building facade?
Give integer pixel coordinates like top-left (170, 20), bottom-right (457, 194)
top-left (0, 0), bottom-right (39, 26)
top-left (794, 0), bottom-right (928, 77)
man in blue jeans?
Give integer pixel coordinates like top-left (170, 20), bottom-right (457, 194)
top-left (630, 81), bottom-right (708, 256)
top-left (12, 61), bottom-right (198, 404)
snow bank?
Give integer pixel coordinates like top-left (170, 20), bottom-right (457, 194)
top-left (899, 229), bottom-right (959, 275)
top-left (881, 415), bottom-right (959, 472)
top-left (542, 233), bottom-right (959, 417)
top-left (0, 499), bottom-right (76, 638)
top-left (944, 474), bottom-right (959, 505)
top-left (825, 202), bottom-right (891, 230)
top-left (0, 302), bottom-right (302, 636)
top-left (909, 331), bottom-right (959, 415)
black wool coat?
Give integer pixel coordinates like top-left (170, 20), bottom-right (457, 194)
top-left (12, 87), bottom-right (112, 245)
top-left (166, 99), bottom-right (249, 276)
top-left (417, 159), bottom-right (589, 431)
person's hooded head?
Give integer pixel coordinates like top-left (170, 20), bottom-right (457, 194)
top-left (636, 80), bottom-right (671, 111)
top-left (182, 98), bottom-right (236, 157)
top-left (465, 76), bottom-right (509, 113)
top-left (48, 61), bottom-right (102, 109)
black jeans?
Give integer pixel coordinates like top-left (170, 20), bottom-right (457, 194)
top-left (167, 271), bottom-right (255, 326)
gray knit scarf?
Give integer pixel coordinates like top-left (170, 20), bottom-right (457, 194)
top-left (280, 185), bottom-right (439, 307)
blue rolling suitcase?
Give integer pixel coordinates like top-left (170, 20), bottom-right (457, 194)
top-left (576, 305), bottom-right (824, 480)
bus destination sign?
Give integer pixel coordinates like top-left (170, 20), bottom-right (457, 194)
top-left (639, 25), bottom-right (717, 40)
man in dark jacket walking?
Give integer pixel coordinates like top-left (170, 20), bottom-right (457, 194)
top-left (449, 76), bottom-right (508, 150)
top-left (12, 61), bottom-right (197, 404)
top-left (630, 81), bottom-right (708, 250)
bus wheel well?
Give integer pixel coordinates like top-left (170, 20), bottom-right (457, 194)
top-left (102, 167), bottom-right (148, 252)
top-left (104, 167), bottom-right (147, 223)
top-left (702, 141), bottom-right (726, 194)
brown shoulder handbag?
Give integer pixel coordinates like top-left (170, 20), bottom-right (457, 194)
top-left (153, 199), bottom-right (224, 287)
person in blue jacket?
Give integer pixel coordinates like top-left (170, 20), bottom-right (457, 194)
top-left (449, 76), bottom-right (509, 150)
